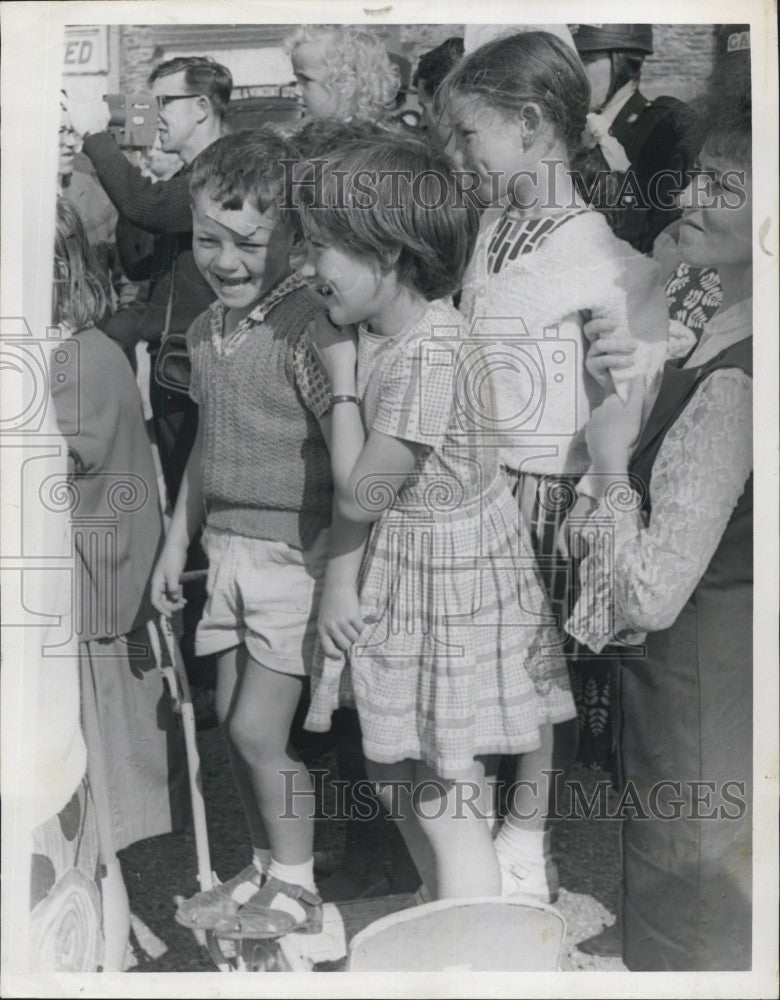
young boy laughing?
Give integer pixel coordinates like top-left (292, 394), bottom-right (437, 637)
top-left (152, 129), bottom-right (336, 936)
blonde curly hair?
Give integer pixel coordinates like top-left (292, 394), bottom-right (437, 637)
top-left (286, 25), bottom-right (400, 120)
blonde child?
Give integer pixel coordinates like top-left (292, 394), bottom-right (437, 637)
top-left (152, 130), bottom-right (336, 937)
top-left (438, 30), bottom-right (671, 899)
top-left (286, 25), bottom-right (399, 122)
top-left (296, 134), bottom-right (574, 900)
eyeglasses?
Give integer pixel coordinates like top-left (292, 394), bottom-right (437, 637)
top-left (155, 94), bottom-right (203, 111)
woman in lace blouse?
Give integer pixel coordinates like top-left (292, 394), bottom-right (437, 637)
top-left (567, 91), bottom-right (753, 971)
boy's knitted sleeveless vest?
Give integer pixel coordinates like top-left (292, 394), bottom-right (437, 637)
top-left (188, 287), bottom-right (332, 549)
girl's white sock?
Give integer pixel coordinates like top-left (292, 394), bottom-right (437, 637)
top-left (267, 857), bottom-right (316, 894)
top-left (495, 825), bottom-right (551, 861)
top-left (252, 848), bottom-right (272, 875)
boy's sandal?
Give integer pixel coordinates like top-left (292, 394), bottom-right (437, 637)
top-left (175, 864), bottom-right (264, 931)
top-left (213, 877), bottom-right (323, 940)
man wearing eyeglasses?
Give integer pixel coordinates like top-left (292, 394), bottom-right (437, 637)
top-left (69, 56), bottom-right (233, 506)
top-left (151, 59), bottom-right (231, 166)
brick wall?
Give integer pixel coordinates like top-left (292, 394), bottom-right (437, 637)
top-left (118, 22), bottom-right (720, 103)
top-left (118, 25), bottom-right (157, 93)
top-left (642, 24), bottom-right (717, 101)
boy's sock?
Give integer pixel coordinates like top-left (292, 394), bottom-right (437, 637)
top-left (253, 848), bottom-right (272, 876)
top-left (264, 858), bottom-right (318, 926)
top-left (267, 857), bottom-right (316, 893)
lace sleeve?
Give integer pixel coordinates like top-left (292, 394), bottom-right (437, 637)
top-left (567, 368), bottom-right (752, 652)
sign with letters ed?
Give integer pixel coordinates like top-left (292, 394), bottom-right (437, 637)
top-left (63, 25), bottom-right (108, 75)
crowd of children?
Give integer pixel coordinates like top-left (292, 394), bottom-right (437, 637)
top-left (52, 24), bottom-right (754, 972)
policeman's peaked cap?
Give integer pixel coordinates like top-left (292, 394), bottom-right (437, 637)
top-left (570, 24), bottom-right (653, 55)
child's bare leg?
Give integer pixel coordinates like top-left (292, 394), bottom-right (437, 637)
top-left (411, 759), bottom-right (500, 899)
top-left (367, 758), bottom-right (436, 898)
top-left (505, 722), bottom-right (554, 829)
top-left (215, 645), bottom-right (269, 853)
top-left (504, 718), bottom-right (577, 826)
top-left (227, 656), bottom-right (313, 868)
top-left (215, 657), bottom-right (322, 931)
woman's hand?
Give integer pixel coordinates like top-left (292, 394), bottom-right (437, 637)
top-left (585, 375), bottom-right (646, 474)
top-left (584, 326), bottom-right (638, 392)
top-left (150, 543), bottom-right (188, 617)
top-left (317, 581), bottom-right (364, 659)
top-left (308, 312), bottom-right (358, 394)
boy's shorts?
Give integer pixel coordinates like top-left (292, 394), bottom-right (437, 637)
top-left (195, 526), bottom-right (329, 675)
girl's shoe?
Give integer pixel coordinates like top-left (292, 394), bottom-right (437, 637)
top-left (213, 877), bottom-right (323, 940)
top-left (174, 865), bottom-right (264, 931)
top-left (497, 853), bottom-right (560, 904)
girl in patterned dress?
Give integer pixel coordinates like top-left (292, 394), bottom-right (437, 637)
top-left (437, 30), bottom-right (672, 898)
top-left (295, 134), bottom-right (574, 900)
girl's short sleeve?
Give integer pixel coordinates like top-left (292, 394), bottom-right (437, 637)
top-left (371, 335), bottom-right (454, 447)
top-left (294, 329), bottom-right (332, 420)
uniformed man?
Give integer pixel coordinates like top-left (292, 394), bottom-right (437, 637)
top-left (570, 24), bottom-right (696, 254)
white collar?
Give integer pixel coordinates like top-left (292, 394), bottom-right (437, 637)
top-left (595, 80), bottom-right (639, 129)
top-left (684, 298), bottom-right (752, 369)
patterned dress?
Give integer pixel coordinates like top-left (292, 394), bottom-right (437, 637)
top-left (304, 299), bottom-right (574, 778)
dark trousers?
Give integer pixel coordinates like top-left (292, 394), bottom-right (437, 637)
top-left (149, 375), bottom-right (210, 681)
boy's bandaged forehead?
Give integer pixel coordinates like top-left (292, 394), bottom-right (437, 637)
top-left (205, 205), bottom-right (276, 237)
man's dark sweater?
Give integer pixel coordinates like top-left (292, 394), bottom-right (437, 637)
top-left (82, 132), bottom-right (214, 345)
top-left (82, 132), bottom-right (214, 508)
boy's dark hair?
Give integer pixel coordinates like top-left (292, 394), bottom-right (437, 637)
top-left (189, 129), bottom-right (300, 220)
top-left (436, 31), bottom-right (590, 153)
top-left (295, 133), bottom-right (480, 301)
top-left (148, 56), bottom-right (233, 116)
top-left (291, 117), bottom-right (384, 161)
top-left (413, 36), bottom-right (464, 94)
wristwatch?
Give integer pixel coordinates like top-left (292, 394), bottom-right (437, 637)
top-left (328, 394), bottom-right (361, 413)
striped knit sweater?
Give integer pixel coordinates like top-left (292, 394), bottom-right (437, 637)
top-left (187, 285), bottom-right (332, 549)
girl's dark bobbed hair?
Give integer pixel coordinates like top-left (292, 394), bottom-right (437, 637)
top-left (295, 132), bottom-right (481, 301)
